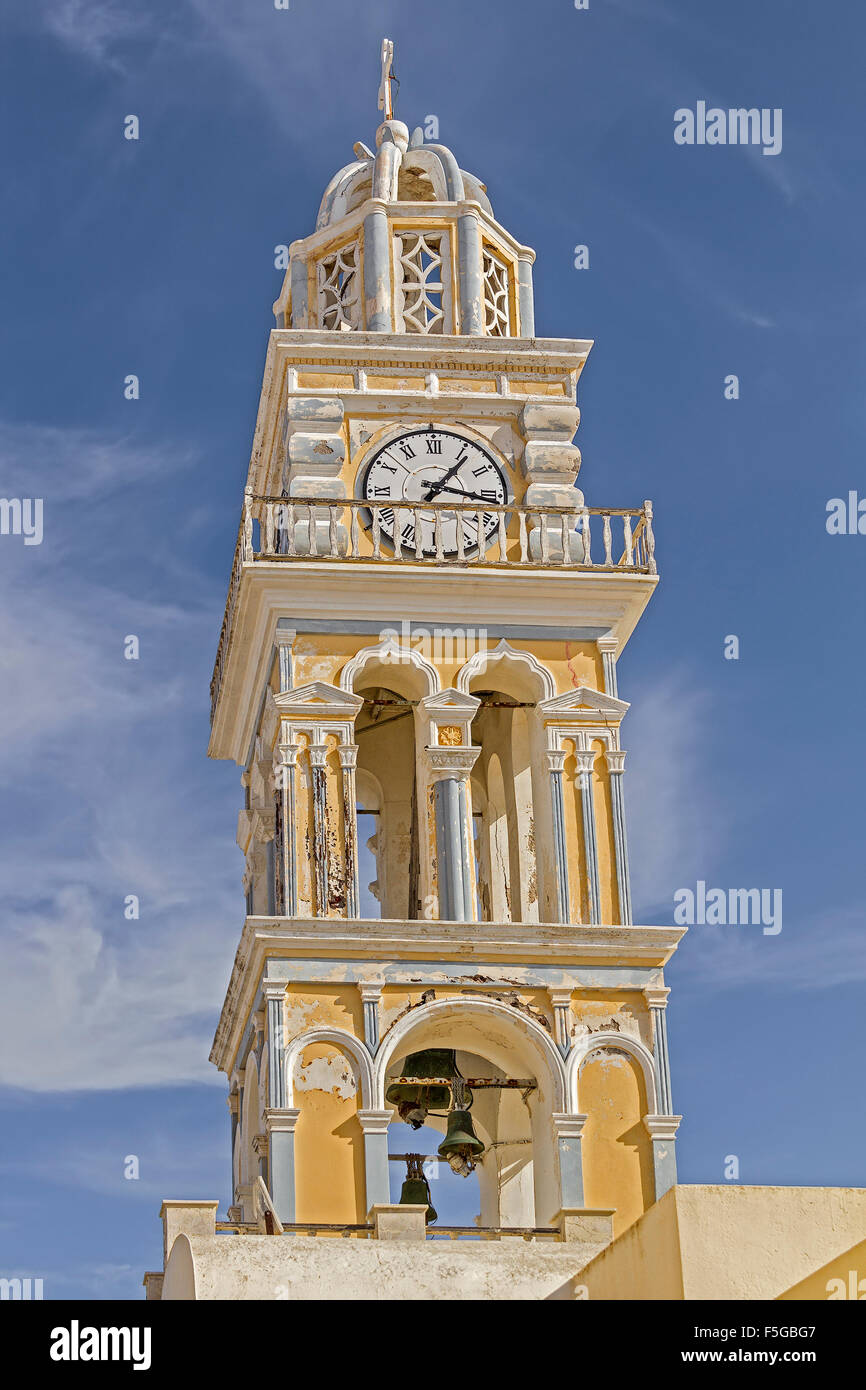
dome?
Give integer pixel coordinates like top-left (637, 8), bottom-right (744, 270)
top-left (316, 121), bottom-right (495, 231)
top-left (273, 46), bottom-right (536, 339)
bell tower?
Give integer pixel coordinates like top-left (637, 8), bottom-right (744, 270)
top-left (194, 39), bottom-right (684, 1292)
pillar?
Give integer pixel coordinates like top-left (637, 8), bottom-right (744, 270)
top-left (275, 627), bottom-right (295, 693)
top-left (575, 749), bottom-right (601, 924)
top-left (546, 749), bottom-right (571, 924)
top-left (339, 744), bottom-right (360, 918)
top-left (605, 748), bottom-right (632, 925)
top-left (309, 743), bottom-right (329, 917)
top-left (644, 986), bottom-right (674, 1113)
top-left (358, 1109), bottom-right (392, 1211)
top-left (274, 731), bottom-right (298, 917)
top-left (265, 1108), bottom-right (300, 1224)
top-left (597, 633), bottom-right (618, 698)
top-left (517, 251), bottom-right (536, 337)
top-left (428, 747), bottom-right (481, 922)
top-left (643, 1115), bottom-right (681, 1200)
top-left (363, 200), bottom-right (392, 332)
top-left (552, 1113), bottom-right (588, 1209)
top-left (457, 202), bottom-right (484, 335)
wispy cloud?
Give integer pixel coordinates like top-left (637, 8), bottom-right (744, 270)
top-left (0, 419), bottom-right (239, 1092)
top-left (40, 0), bottom-right (148, 73)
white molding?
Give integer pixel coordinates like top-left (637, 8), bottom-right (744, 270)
top-left (339, 634), bottom-right (440, 698)
top-left (283, 1026), bottom-right (374, 1109)
top-left (568, 1031), bottom-right (657, 1114)
top-left (373, 994), bottom-right (567, 1111)
top-left (538, 686), bottom-right (630, 720)
top-left (643, 1114), bottom-right (682, 1141)
top-left (273, 680), bottom-right (364, 720)
top-left (456, 638), bottom-right (556, 701)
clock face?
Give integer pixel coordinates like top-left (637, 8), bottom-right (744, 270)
top-left (360, 427), bottom-right (508, 557)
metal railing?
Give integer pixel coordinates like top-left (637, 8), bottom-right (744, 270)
top-left (210, 493), bottom-right (657, 722)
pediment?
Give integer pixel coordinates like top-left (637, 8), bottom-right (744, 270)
top-left (538, 686), bottom-right (629, 720)
top-left (420, 687), bottom-right (481, 714)
top-left (273, 681), bottom-right (364, 715)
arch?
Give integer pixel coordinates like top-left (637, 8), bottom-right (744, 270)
top-left (340, 635), bottom-right (440, 701)
top-left (375, 995), bottom-right (568, 1225)
top-left (456, 639), bottom-right (556, 703)
top-left (374, 996), bottom-right (566, 1110)
top-left (284, 1026), bottom-right (375, 1109)
top-left (568, 1031), bottom-right (657, 1114)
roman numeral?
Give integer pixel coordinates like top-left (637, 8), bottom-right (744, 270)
top-left (479, 488), bottom-right (499, 501)
top-left (425, 438), bottom-right (442, 454)
top-left (372, 485), bottom-right (391, 497)
top-left (401, 523), bottom-right (415, 543)
top-left (379, 508), bottom-right (395, 528)
top-left (472, 465), bottom-right (490, 478)
top-left (398, 442), bottom-right (416, 459)
top-left (376, 461), bottom-right (397, 473)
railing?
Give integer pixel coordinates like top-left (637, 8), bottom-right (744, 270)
top-left (210, 493), bottom-right (657, 721)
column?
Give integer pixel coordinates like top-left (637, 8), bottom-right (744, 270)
top-left (363, 200), bottom-right (392, 332)
top-left (309, 744), bottom-right (329, 917)
top-left (457, 202), bottom-right (484, 335)
top-left (264, 981), bottom-right (287, 1109)
top-left (265, 1108), bottom-right (301, 1224)
top-left (546, 749), bottom-right (571, 925)
top-left (597, 633), bottom-right (619, 698)
top-left (644, 986), bottom-right (674, 1114)
top-left (358, 1109), bottom-right (392, 1211)
top-left (575, 749), bottom-right (601, 924)
top-left (289, 251), bottom-right (309, 328)
top-left (643, 1115), bottom-right (681, 1200)
top-left (359, 983), bottom-right (383, 1055)
top-left (605, 748), bottom-right (632, 926)
top-left (339, 743), bottom-right (361, 918)
top-left (552, 1113), bottom-right (588, 1209)
top-left (517, 251), bottom-right (535, 337)
top-left (275, 627), bottom-right (296, 693)
top-left (227, 1089), bottom-right (239, 1203)
top-left (274, 732), bottom-right (298, 916)
top-left (548, 989), bottom-right (573, 1059)
top-left (429, 747), bottom-right (481, 922)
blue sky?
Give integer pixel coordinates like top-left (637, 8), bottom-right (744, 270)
top-left (1, 0), bottom-right (864, 1299)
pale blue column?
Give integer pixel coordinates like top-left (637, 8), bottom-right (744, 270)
top-left (266, 1109), bottom-right (300, 1223)
top-left (359, 1110), bottom-right (392, 1211)
top-left (554, 1115), bottom-right (587, 1208)
top-left (643, 1116), bottom-right (680, 1200)
top-left (547, 750), bottom-right (571, 924)
top-left (264, 982), bottom-right (287, 1109)
top-left (434, 778), bottom-right (465, 920)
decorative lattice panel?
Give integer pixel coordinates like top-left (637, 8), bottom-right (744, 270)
top-left (317, 243), bottom-right (360, 331)
top-left (396, 231), bottom-right (448, 333)
top-left (482, 247), bottom-right (511, 336)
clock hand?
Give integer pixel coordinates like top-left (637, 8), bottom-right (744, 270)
top-left (430, 484), bottom-right (504, 506)
top-left (422, 459), bottom-right (464, 502)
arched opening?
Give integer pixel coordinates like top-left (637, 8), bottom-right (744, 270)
top-left (291, 1041), bottom-right (366, 1224)
top-left (378, 1000), bottom-right (566, 1228)
top-left (470, 692), bottom-right (539, 923)
top-left (354, 685), bottom-right (419, 919)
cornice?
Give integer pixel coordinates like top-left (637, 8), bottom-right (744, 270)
top-left (208, 916), bottom-right (686, 1075)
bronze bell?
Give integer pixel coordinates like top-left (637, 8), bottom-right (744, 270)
top-left (437, 1107), bottom-right (485, 1175)
top-left (399, 1156), bottom-right (438, 1224)
top-left (385, 1049), bottom-right (461, 1122)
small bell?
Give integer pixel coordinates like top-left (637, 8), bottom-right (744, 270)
top-left (437, 1107), bottom-right (485, 1176)
top-left (398, 1154), bottom-right (437, 1224)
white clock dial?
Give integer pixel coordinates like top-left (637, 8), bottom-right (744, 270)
top-left (361, 428), bottom-right (508, 556)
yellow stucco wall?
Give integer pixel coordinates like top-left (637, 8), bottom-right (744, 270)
top-left (579, 1050), bottom-right (654, 1237)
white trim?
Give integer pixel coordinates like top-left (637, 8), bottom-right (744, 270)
top-left (373, 994), bottom-right (567, 1110)
top-left (568, 1031), bottom-right (657, 1113)
top-left (284, 1026), bottom-right (375, 1108)
top-left (456, 638), bottom-right (556, 702)
top-left (339, 634), bottom-right (440, 698)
